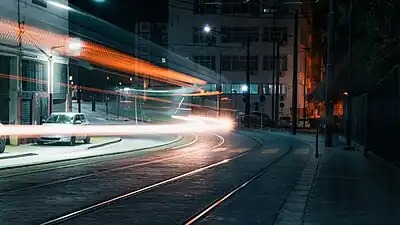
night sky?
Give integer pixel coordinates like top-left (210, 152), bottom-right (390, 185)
top-left (69, 0), bottom-right (168, 31)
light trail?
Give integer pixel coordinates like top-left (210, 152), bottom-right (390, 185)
top-left (0, 116), bottom-right (234, 138)
top-left (0, 73), bottom-right (235, 112)
top-left (0, 19), bottom-right (206, 86)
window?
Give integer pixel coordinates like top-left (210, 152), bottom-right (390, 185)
top-left (250, 84), bottom-right (259, 94)
top-left (221, 55), bottom-right (258, 71)
top-left (222, 84), bottom-right (232, 94)
top-left (229, 83), bottom-right (258, 94)
top-left (263, 56), bottom-right (274, 71)
top-left (263, 27), bottom-right (288, 42)
top-left (22, 60), bottom-right (47, 92)
top-left (193, 55), bottom-right (216, 70)
top-left (201, 84), bottom-right (217, 92)
top-left (221, 0), bottom-right (249, 14)
top-left (221, 27), bottom-right (259, 43)
top-left (193, 27), bottom-right (216, 45)
top-left (195, 0), bottom-right (218, 14)
top-left (263, 84), bottom-right (287, 95)
top-left (263, 55), bottom-right (288, 71)
top-left (53, 63), bottom-right (67, 94)
top-left (32, 0), bottom-right (47, 8)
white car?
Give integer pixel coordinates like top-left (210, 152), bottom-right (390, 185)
top-left (37, 112), bottom-right (90, 146)
top-left (0, 123), bottom-right (5, 153)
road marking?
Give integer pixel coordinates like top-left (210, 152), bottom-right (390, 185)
top-left (294, 148), bottom-right (310, 155)
top-left (211, 147), bottom-right (228, 152)
top-left (263, 149), bottom-right (279, 154)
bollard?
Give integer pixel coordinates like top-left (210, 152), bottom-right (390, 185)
top-left (315, 127), bottom-right (319, 158)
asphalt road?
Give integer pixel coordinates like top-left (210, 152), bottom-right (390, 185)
top-left (0, 131), bottom-right (315, 225)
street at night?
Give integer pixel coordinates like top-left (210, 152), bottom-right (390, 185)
top-left (0, 131), bottom-right (309, 224)
top-left (1, 0), bottom-right (400, 224)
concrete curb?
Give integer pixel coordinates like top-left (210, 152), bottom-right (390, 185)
top-left (0, 135), bottom-right (184, 171)
top-left (86, 138), bottom-right (122, 150)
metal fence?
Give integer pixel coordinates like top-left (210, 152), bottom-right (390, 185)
top-left (350, 65), bottom-right (400, 163)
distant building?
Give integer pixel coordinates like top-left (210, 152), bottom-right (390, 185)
top-left (134, 22), bottom-right (168, 68)
top-left (168, 0), bottom-right (313, 118)
top-left (0, 0), bottom-right (69, 144)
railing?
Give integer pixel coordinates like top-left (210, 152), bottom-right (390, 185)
top-left (349, 65), bottom-right (400, 163)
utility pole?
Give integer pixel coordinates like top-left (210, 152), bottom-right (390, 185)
top-left (291, 10), bottom-right (299, 135)
top-left (274, 42), bottom-right (281, 125)
top-left (245, 36), bottom-right (251, 128)
top-left (271, 9), bottom-right (277, 123)
top-left (303, 47), bottom-right (311, 128)
top-left (77, 65), bottom-right (81, 113)
top-left (345, 0), bottom-right (353, 147)
top-left (217, 52), bottom-right (222, 117)
top-left (325, 0), bottom-right (335, 147)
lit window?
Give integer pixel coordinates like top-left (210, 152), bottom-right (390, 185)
top-left (263, 84), bottom-right (287, 95)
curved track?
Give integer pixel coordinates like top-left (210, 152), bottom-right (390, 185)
top-left (0, 131), bottom-right (314, 225)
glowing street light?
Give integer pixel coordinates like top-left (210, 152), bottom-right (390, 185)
top-left (241, 85), bottom-right (248, 92)
top-left (66, 38), bottom-right (83, 56)
top-left (203, 24), bottom-right (211, 33)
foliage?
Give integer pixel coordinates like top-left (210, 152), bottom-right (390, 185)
top-left (330, 0), bottom-right (400, 94)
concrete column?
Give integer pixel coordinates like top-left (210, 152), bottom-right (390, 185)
top-left (9, 57), bottom-right (20, 146)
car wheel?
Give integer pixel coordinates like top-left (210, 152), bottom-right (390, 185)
top-left (69, 136), bottom-right (76, 146)
top-left (0, 135), bottom-right (6, 153)
top-left (84, 136), bottom-right (91, 144)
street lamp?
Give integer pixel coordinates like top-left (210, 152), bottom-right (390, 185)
top-left (241, 85), bottom-right (249, 93)
top-left (47, 38), bottom-right (82, 114)
top-left (203, 24), bottom-right (211, 33)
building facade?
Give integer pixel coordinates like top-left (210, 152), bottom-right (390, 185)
top-left (168, 0), bottom-right (311, 119)
top-left (0, 0), bottom-right (69, 144)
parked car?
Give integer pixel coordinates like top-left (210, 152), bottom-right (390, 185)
top-left (37, 112), bottom-right (90, 146)
top-left (0, 123), bottom-right (5, 153)
top-left (278, 116), bottom-right (292, 129)
top-left (238, 111), bottom-right (274, 127)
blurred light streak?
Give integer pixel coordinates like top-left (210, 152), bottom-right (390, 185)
top-left (0, 73), bottom-right (235, 112)
top-left (0, 19), bottom-right (206, 86)
top-left (171, 91), bottom-right (221, 97)
top-left (0, 116), bottom-right (233, 138)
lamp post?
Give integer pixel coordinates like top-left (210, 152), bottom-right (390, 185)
top-left (106, 76), bottom-right (109, 117)
top-left (130, 77), bottom-right (138, 124)
top-left (203, 25), bottom-right (250, 123)
top-left (203, 25), bottom-right (222, 118)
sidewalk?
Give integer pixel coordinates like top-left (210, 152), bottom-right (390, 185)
top-left (0, 135), bottom-right (183, 170)
top-left (0, 137), bottom-right (121, 160)
top-left (249, 129), bottom-right (400, 224)
top-left (271, 131), bottom-right (400, 225)
top-left (302, 138), bottom-right (400, 225)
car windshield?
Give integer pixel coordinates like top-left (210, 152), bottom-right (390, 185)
top-left (45, 114), bottom-right (73, 124)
